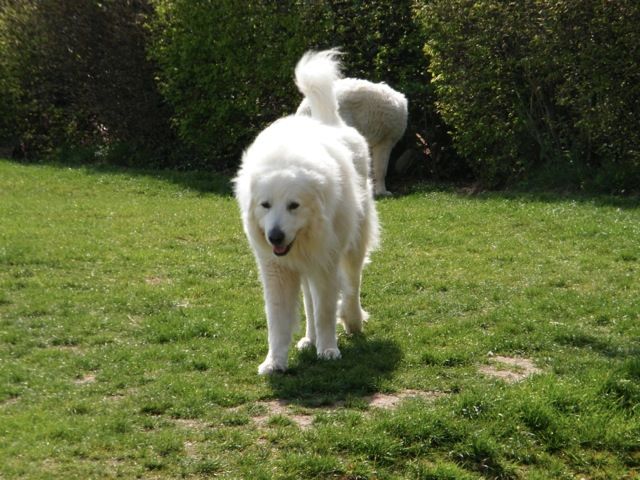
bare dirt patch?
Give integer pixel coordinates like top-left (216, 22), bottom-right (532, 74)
top-left (479, 355), bottom-right (542, 383)
top-left (74, 374), bottom-right (96, 385)
top-left (365, 389), bottom-right (444, 409)
top-left (1, 396), bottom-right (20, 407)
top-left (251, 389), bottom-right (443, 429)
top-left (183, 441), bottom-right (198, 457)
top-left (252, 399), bottom-right (312, 428)
top-left (174, 418), bottom-right (211, 431)
top-left (145, 276), bottom-right (169, 286)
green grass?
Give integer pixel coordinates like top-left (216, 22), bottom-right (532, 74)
top-left (1, 159), bottom-right (639, 479)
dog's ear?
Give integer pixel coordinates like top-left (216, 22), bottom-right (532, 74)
top-left (304, 169), bottom-right (339, 218)
top-left (232, 160), bottom-right (253, 215)
top-left (303, 169), bottom-right (325, 200)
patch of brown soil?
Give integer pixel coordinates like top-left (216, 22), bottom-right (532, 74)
top-left (174, 418), bottom-right (211, 431)
top-left (183, 441), bottom-right (198, 457)
top-left (252, 399), bottom-right (300, 427)
top-left (1, 396), bottom-right (19, 407)
top-left (365, 389), bottom-right (444, 409)
top-left (479, 355), bottom-right (542, 383)
top-left (145, 276), bottom-right (169, 286)
top-left (74, 374), bottom-right (96, 385)
top-left (251, 389), bottom-right (443, 429)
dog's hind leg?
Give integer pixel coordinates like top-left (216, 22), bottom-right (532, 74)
top-left (296, 278), bottom-right (316, 351)
top-left (371, 141), bottom-right (394, 197)
top-left (309, 271), bottom-right (341, 360)
top-left (338, 249), bottom-right (368, 335)
top-left (258, 263), bottom-right (300, 375)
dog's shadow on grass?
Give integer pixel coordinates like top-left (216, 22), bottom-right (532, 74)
top-left (266, 335), bottom-right (402, 406)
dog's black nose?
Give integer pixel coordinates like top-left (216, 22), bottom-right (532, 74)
top-left (268, 227), bottom-right (285, 246)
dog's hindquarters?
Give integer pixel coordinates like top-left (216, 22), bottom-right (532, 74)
top-left (338, 174), bottom-right (379, 333)
top-left (296, 52), bottom-right (381, 335)
top-left (297, 78), bottom-right (408, 196)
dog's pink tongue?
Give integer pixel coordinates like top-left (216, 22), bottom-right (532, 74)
top-left (273, 245), bottom-right (287, 255)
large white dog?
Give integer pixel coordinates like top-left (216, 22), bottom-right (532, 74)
top-left (297, 77), bottom-right (408, 197)
top-left (234, 50), bottom-right (380, 375)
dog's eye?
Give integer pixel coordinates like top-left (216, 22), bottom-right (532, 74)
top-left (287, 202), bottom-right (300, 211)
top-left (260, 202), bottom-right (271, 209)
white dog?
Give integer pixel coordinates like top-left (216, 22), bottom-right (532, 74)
top-left (234, 50), bottom-right (380, 375)
top-left (297, 77), bottom-right (408, 197)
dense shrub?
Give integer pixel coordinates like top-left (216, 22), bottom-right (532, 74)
top-left (306, 1), bottom-right (461, 180)
top-left (148, 0), bottom-right (453, 174)
top-left (1, 0), bottom-right (453, 177)
top-left (2, 0), bottom-right (637, 191)
top-left (0, 0), bottom-right (174, 164)
top-left (148, 0), bottom-right (310, 169)
top-left (546, 1), bottom-right (640, 192)
top-left (418, 0), bottom-right (640, 191)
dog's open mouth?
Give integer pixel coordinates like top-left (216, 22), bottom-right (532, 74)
top-left (273, 241), bottom-right (293, 257)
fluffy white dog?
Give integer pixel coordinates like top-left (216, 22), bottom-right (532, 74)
top-left (234, 50), bottom-right (380, 375)
top-left (297, 77), bottom-right (408, 197)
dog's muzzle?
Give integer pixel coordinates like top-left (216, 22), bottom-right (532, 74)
top-left (268, 227), bottom-right (293, 256)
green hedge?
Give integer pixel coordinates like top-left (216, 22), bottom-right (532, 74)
top-left (148, 0), bottom-right (310, 168)
top-left (0, 0), bottom-right (174, 164)
top-left (148, 0), bottom-right (448, 173)
top-left (1, 0), bottom-right (638, 192)
top-left (417, 0), bottom-right (640, 191)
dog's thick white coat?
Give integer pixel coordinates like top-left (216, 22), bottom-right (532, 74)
top-left (234, 50), bottom-right (380, 375)
top-left (297, 77), bottom-right (408, 196)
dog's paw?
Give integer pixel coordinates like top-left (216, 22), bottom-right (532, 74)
top-left (374, 190), bottom-right (393, 199)
top-left (318, 348), bottom-right (341, 360)
top-left (341, 321), bottom-right (362, 335)
top-left (339, 309), bottom-right (368, 335)
top-left (258, 358), bottom-right (286, 375)
top-left (296, 337), bottom-right (314, 351)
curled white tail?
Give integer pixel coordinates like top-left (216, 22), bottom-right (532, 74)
top-left (294, 49), bottom-right (343, 127)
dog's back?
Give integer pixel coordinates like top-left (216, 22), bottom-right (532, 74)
top-left (294, 50), bottom-right (372, 185)
top-left (337, 78), bottom-right (408, 146)
top-left (297, 77), bottom-right (407, 146)
top-left (296, 73), bottom-right (407, 196)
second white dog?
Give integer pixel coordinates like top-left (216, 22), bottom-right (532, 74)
top-left (297, 76), bottom-right (408, 197)
top-left (234, 50), bottom-right (380, 375)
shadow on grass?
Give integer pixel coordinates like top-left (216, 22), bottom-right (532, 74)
top-left (387, 179), bottom-right (639, 210)
top-left (266, 335), bottom-right (403, 406)
top-left (555, 331), bottom-right (640, 360)
top-left (2, 158), bottom-right (233, 196)
top-left (7, 158), bottom-right (639, 208)
top-left (465, 189), bottom-right (640, 211)
top-left (80, 163), bottom-right (233, 196)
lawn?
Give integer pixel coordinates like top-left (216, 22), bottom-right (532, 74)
top-left (0, 159), bottom-right (638, 479)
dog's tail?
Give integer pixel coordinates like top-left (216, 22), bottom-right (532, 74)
top-left (295, 49), bottom-right (343, 127)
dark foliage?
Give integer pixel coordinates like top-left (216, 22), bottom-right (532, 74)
top-left (1, 0), bottom-right (638, 191)
top-left (0, 0), bottom-right (175, 165)
top-left (148, 0), bottom-right (454, 176)
top-left (417, 0), bottom-right (640, 192)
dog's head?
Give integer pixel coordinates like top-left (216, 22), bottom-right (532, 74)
top-left (249, 168), bottom-right (326, 258)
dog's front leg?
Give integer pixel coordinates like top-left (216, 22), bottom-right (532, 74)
top-left (310, 270), bottom-right (341, 360)
top-left (258, 262), bottom-right (300, 375)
